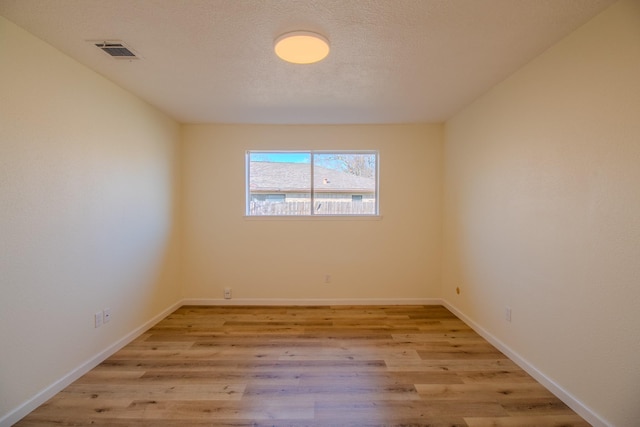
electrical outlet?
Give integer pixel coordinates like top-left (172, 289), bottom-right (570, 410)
top-left (103, 308), bottom-right (112, 323)
top-left (224, 288), bottom-right (232, 299)
top-left (505, 306), bottom-right (512, 322)
top-left (94, 311), bottom-right (103, 328)
top-left (324, 274), bottom-right (331, 284)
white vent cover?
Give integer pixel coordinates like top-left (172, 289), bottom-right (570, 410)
top-left (91, 40), bottom-right (140, 59)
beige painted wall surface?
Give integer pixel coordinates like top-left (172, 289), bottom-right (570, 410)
top-left (0, 16), bottom-right (181, 422)
top-left (443, 1), bottom-right (640, 426)
top-left (181, 124), bottom-right (443, 301)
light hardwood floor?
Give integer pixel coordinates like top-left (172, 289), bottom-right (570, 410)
top-left (16, 305), bottom-right (590, 426)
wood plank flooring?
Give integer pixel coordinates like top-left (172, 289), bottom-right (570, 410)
top-left (16, 305), bottom-right (590, 426)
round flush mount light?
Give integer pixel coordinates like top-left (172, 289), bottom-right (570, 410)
top-left (274, 31), bottom-right (330, 64)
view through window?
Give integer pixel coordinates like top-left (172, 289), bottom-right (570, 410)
top-left (246, 151), bottom-right (378, 216)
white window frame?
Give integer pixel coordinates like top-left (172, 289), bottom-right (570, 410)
top-left (245, 150), bottom-right (380, 217)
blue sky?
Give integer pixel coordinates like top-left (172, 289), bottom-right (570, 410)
top-left (249, 152), bottom-right (310, 163)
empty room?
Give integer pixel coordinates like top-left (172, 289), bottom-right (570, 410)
top-left (1, 0), bottom-right (638, 426)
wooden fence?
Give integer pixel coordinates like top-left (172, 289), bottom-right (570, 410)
top-left (249, 200), bottom-right (376, 216)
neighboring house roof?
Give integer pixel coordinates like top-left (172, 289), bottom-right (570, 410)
top-left (249, 162), bottom-right (375, 193)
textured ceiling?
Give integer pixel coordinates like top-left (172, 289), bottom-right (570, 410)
top-left (0, 0), bottom-right (616, 124)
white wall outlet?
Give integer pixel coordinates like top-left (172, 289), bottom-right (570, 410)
top-left (94, 311), bottom-right (103, 328)
top-left (505, 306), bottom-right (512, 322)
top-left (224, 288), bottom-right (232, 299)
top-left (103, 308), bottom-right (111, 323)
top-left (324, 274), bottom-right (331, 284)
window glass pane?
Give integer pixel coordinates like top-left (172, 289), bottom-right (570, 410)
top-left (313, 153), bottom-right (377, 216)
top-left (247, 151), bottom-right (378, 216)
top-left (248, 152), bottom-right (310, 216)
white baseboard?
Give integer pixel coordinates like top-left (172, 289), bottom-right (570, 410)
top-left (440, 299), bottom-right (611, 427)
top-left (0, 300), bottom-right (182, 427)
top-left (180, 297), bottom-right (443, 306)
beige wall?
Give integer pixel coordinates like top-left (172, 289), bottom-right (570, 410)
top-left (443, 1), bottom-right (640, 426)
top-left (0, 16), bottom-right (181, 422)
top-left (181, 124), bottom-right (443, 301)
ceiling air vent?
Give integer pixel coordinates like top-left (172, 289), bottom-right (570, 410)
top-left (93, 41), bottom-right (140, 59)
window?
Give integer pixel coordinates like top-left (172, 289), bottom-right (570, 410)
top-left (246, 150), bottom-right (378, 216)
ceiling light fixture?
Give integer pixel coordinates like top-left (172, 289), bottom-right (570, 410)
top-left (274, 31), bottom-right (330, 64)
